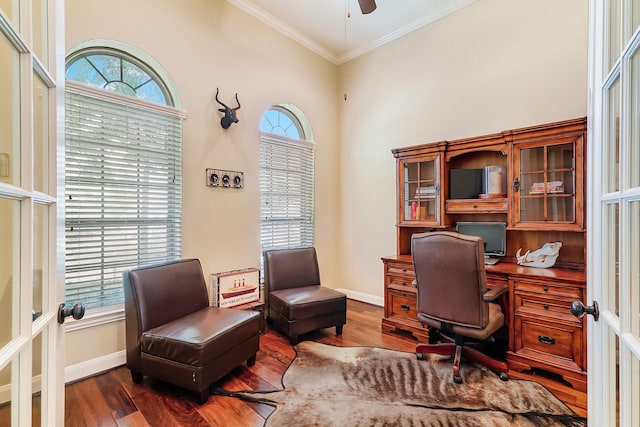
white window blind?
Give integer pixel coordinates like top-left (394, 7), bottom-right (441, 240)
top-left (259, 133), bottom-right (314, 258)
top-left (65, 82), bottom-right (184, 310)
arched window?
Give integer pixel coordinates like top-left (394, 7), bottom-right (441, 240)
top-left (66, 49), bottom-right (171, 105)
top-left (64, 42), bottom-right (185, 311)
top-left (259, 105), bottom-right (314, 270)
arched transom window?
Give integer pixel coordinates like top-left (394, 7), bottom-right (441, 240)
top-left (66, 49), bottom-right (171, 105)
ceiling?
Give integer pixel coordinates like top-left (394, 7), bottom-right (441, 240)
top-left (227, 0), bottom-right (475, 64)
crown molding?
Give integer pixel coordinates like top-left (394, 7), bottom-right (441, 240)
top-left (228, 0), bottom-right (474, 65)
top-left (226, 0), bottom-right (341, 64)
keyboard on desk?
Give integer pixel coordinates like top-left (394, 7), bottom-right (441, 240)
top-left (484, 257), bottom-right (500, 265)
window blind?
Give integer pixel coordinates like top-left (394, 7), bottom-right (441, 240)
top-left (65, 84), bottom-right (183, 310)
top-left (259, 133), bottom-right (314, 267)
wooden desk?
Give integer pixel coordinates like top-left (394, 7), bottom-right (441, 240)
top-left (381, 255), bottom-right (587, 415)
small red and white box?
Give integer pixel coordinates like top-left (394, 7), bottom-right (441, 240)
top-left (209, 268), bottom-right (260, 308)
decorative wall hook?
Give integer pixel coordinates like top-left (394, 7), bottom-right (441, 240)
top-left (215, 88), bottom-right (241, 129)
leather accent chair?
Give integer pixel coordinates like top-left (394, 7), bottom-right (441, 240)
top-left (411, 231), bottom-right (508, 383)
top-left (264, 247), bottom-right (346, 345)
top-left (123, 258), bottom-right (261, 404)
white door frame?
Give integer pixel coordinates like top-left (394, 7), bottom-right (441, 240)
top-left (587, 0), bottom-right (640, 425)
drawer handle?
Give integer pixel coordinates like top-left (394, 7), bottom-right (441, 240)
top-left (402, 267), bottom-right (407, 272)
top-left (543, 286), bottom-right (549, 292)
top-left (400, 304), bottom-right (410, 311)
top-left (538, 335), bottom-right (555, 345)
top-left (543, 304), bottom-right (549, 310)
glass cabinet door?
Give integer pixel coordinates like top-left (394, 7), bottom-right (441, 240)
top-left (514, 141), bottom-right (582, 228)
top-left (401, 156), bottom-right (440, 224)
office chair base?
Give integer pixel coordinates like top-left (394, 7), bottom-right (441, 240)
top-left (416, 342), bottom-right (509, 383)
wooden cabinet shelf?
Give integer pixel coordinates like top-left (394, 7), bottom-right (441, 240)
top-left (382, 117), bottom-right (588, 415)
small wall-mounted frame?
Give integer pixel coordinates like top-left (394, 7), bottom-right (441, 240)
top-left (205, 168), bottom-right (244, 189)
top-left (0, 153), bottom-right (9, 178)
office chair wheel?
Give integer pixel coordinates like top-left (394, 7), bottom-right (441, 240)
top-left (499, 372), bottom-right (508, 381)
top-left (416, 353), bottom-right (425, 360)
top-left (453, 375), bottom-right (463, 384)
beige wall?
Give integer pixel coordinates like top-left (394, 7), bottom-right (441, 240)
top-left (338, 0), bottom-right (588, 299)
top-left (63, 0), bottom-right (588, 368)
top-left (64, 0), bottom-right (340, 366)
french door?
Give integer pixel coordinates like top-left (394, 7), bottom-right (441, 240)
top-left (587, 0), bottom-right (640, 425)
top-left (0, 0), bottom-right (65, 425)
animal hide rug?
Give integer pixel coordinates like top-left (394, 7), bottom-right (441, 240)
top-left (217, 341), bottom-right (586, 426)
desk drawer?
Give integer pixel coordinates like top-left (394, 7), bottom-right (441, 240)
top-left (386, 262), bottom-right (414, 278)
top-left (515, 316), bottom-right (582, 369)
top-left (388, 290), bottom-right (419, 321)
top-left (514, 294), bottom-right (581, 324)
top-left (513, 279), bottom-right (582, 300)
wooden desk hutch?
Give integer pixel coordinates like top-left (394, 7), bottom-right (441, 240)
top-left (381, 117), bottom-right (588, 416)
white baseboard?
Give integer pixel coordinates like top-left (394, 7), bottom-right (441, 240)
top-left (65, 350), bottom-right (126, 384)
top-left (336, 288), bottom-right (384, 307)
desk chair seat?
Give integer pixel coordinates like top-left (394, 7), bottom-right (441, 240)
top-left (412, 231), bottom-right (508, 383)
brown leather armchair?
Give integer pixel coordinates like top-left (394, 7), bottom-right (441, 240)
top-left (411, 231), bottom-right (508, 383)
top-left (263, 247), bottom-right (346, 345)
top-left (123, 258), bottom-right (261, 403)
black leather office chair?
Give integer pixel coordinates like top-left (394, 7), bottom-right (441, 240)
top-left (411, 231), bottom-right (508, 383)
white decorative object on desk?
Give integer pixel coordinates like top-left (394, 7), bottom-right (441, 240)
top-left (515, 242), bottom-right (562, 268)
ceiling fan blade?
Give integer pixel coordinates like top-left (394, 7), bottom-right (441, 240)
top-left (357, 0), bottom-right (377, 14)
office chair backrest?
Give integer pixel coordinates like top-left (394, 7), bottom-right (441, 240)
top-left (411, 231), bottom-right (489, 329)
top-left (264, 247), bottom-right (321, 292)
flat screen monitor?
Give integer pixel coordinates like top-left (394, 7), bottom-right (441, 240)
top-left (455, 222), bottom-right (506, 257)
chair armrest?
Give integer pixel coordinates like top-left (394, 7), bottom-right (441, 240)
top-left (483, 284), bottom-right (508, 301)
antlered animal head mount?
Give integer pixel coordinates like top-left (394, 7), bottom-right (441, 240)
top-left (215, 88), bottom-right (241, 129)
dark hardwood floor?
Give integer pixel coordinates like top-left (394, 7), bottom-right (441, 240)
top-left (64, 300), bottom-right (419, 426)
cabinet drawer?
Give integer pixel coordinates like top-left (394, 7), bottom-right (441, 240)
top-left (514, 294), bottom-right (581, 323)
top-left (386, 262), bottom-right (414, 277)
top-left (388, 274), bottom-right (414, 288)
top-left (515, 316), bottom-right (582, 368)
top-left (445, 198), bottom-right (507, 214)
top-left (388, 290), bottom-right (419, 321)
top-left (513, 280), bottom-right (582, 300)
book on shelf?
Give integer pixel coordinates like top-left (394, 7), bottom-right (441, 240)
top-left (415, 187), bottom-right (436, 198)
top-left (529, 181), bottom-right (564, 194)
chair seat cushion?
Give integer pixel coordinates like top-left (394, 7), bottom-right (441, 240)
top-left (270, 286), bottom-right (346, 321)
top-left (141, 307), bottom-right (260, 367)
top-left (419, 302), bottom-right (504, 341)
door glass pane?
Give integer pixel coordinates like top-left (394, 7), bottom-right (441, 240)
top-left (606, 202), bottom-right (620, 317)
top-left (631, 48), bottom-right (640, 189)
top-left (31, 0), bottom-right (48, 63)
top-left (0, 1), bottom-right (19, 29)
top-left (632, 201), bottom-right (640, 334)
top-left (606, 77), bottom-right (621, 193)
top-left (33, 75), bottom-right (49, 193)
top-left (0, 360), bottom-right (13, 426)
top-left (608, 0), bottom-right (621, 71)
top-left (0, 198), bottom-right (19, 347)
top-left (0, 32), bottom-right (20, 186)
top-left (404, 159), bottom-right (436, 222)
top-left (633, 356), bottom-right (640, 427)
top-left (33, 203), bottom-right (47, 320)
top-left (32, 333), bottom-right (44, 427)
top-left (635, 0), bottom-right (640, 39)
top-left (616, 336), bottom-right (620, 426)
